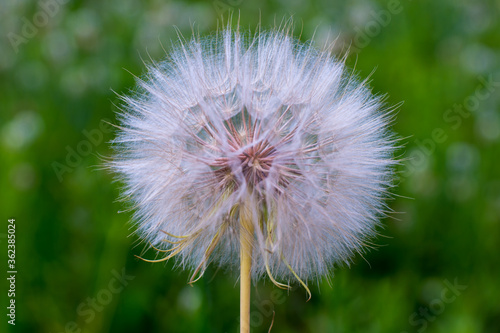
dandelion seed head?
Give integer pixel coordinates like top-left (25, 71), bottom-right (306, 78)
top-left (111, 25), bottom-right (398, 284)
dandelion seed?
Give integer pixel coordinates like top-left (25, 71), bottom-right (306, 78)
top-left (110, 24), bottom-right (398, 332)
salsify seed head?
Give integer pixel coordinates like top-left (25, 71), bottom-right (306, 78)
top-left (111, 25), bottom-right (398, 286)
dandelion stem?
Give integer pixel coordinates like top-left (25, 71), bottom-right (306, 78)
top-left (240, 206), bottom-right (254, 333)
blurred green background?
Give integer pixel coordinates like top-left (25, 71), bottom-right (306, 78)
top-left (1, 0), bottom-right (499, 332)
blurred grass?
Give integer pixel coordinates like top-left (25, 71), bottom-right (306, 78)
top-left (1, 0), bottom-right (499, 332)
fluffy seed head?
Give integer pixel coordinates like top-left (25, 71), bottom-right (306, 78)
top-left (111, 25), bottom-right (398, 285)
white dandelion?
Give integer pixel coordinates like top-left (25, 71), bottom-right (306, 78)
top-left (111, 24), bottom-right (397, 332)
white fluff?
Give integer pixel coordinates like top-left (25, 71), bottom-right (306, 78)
top-left (111, 26), bottom-right (397, 284)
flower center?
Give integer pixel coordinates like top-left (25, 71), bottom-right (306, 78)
top-left (211, 139), bottom-right (276, 188)
top-left (238, 141), bottom-right (275, 185)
